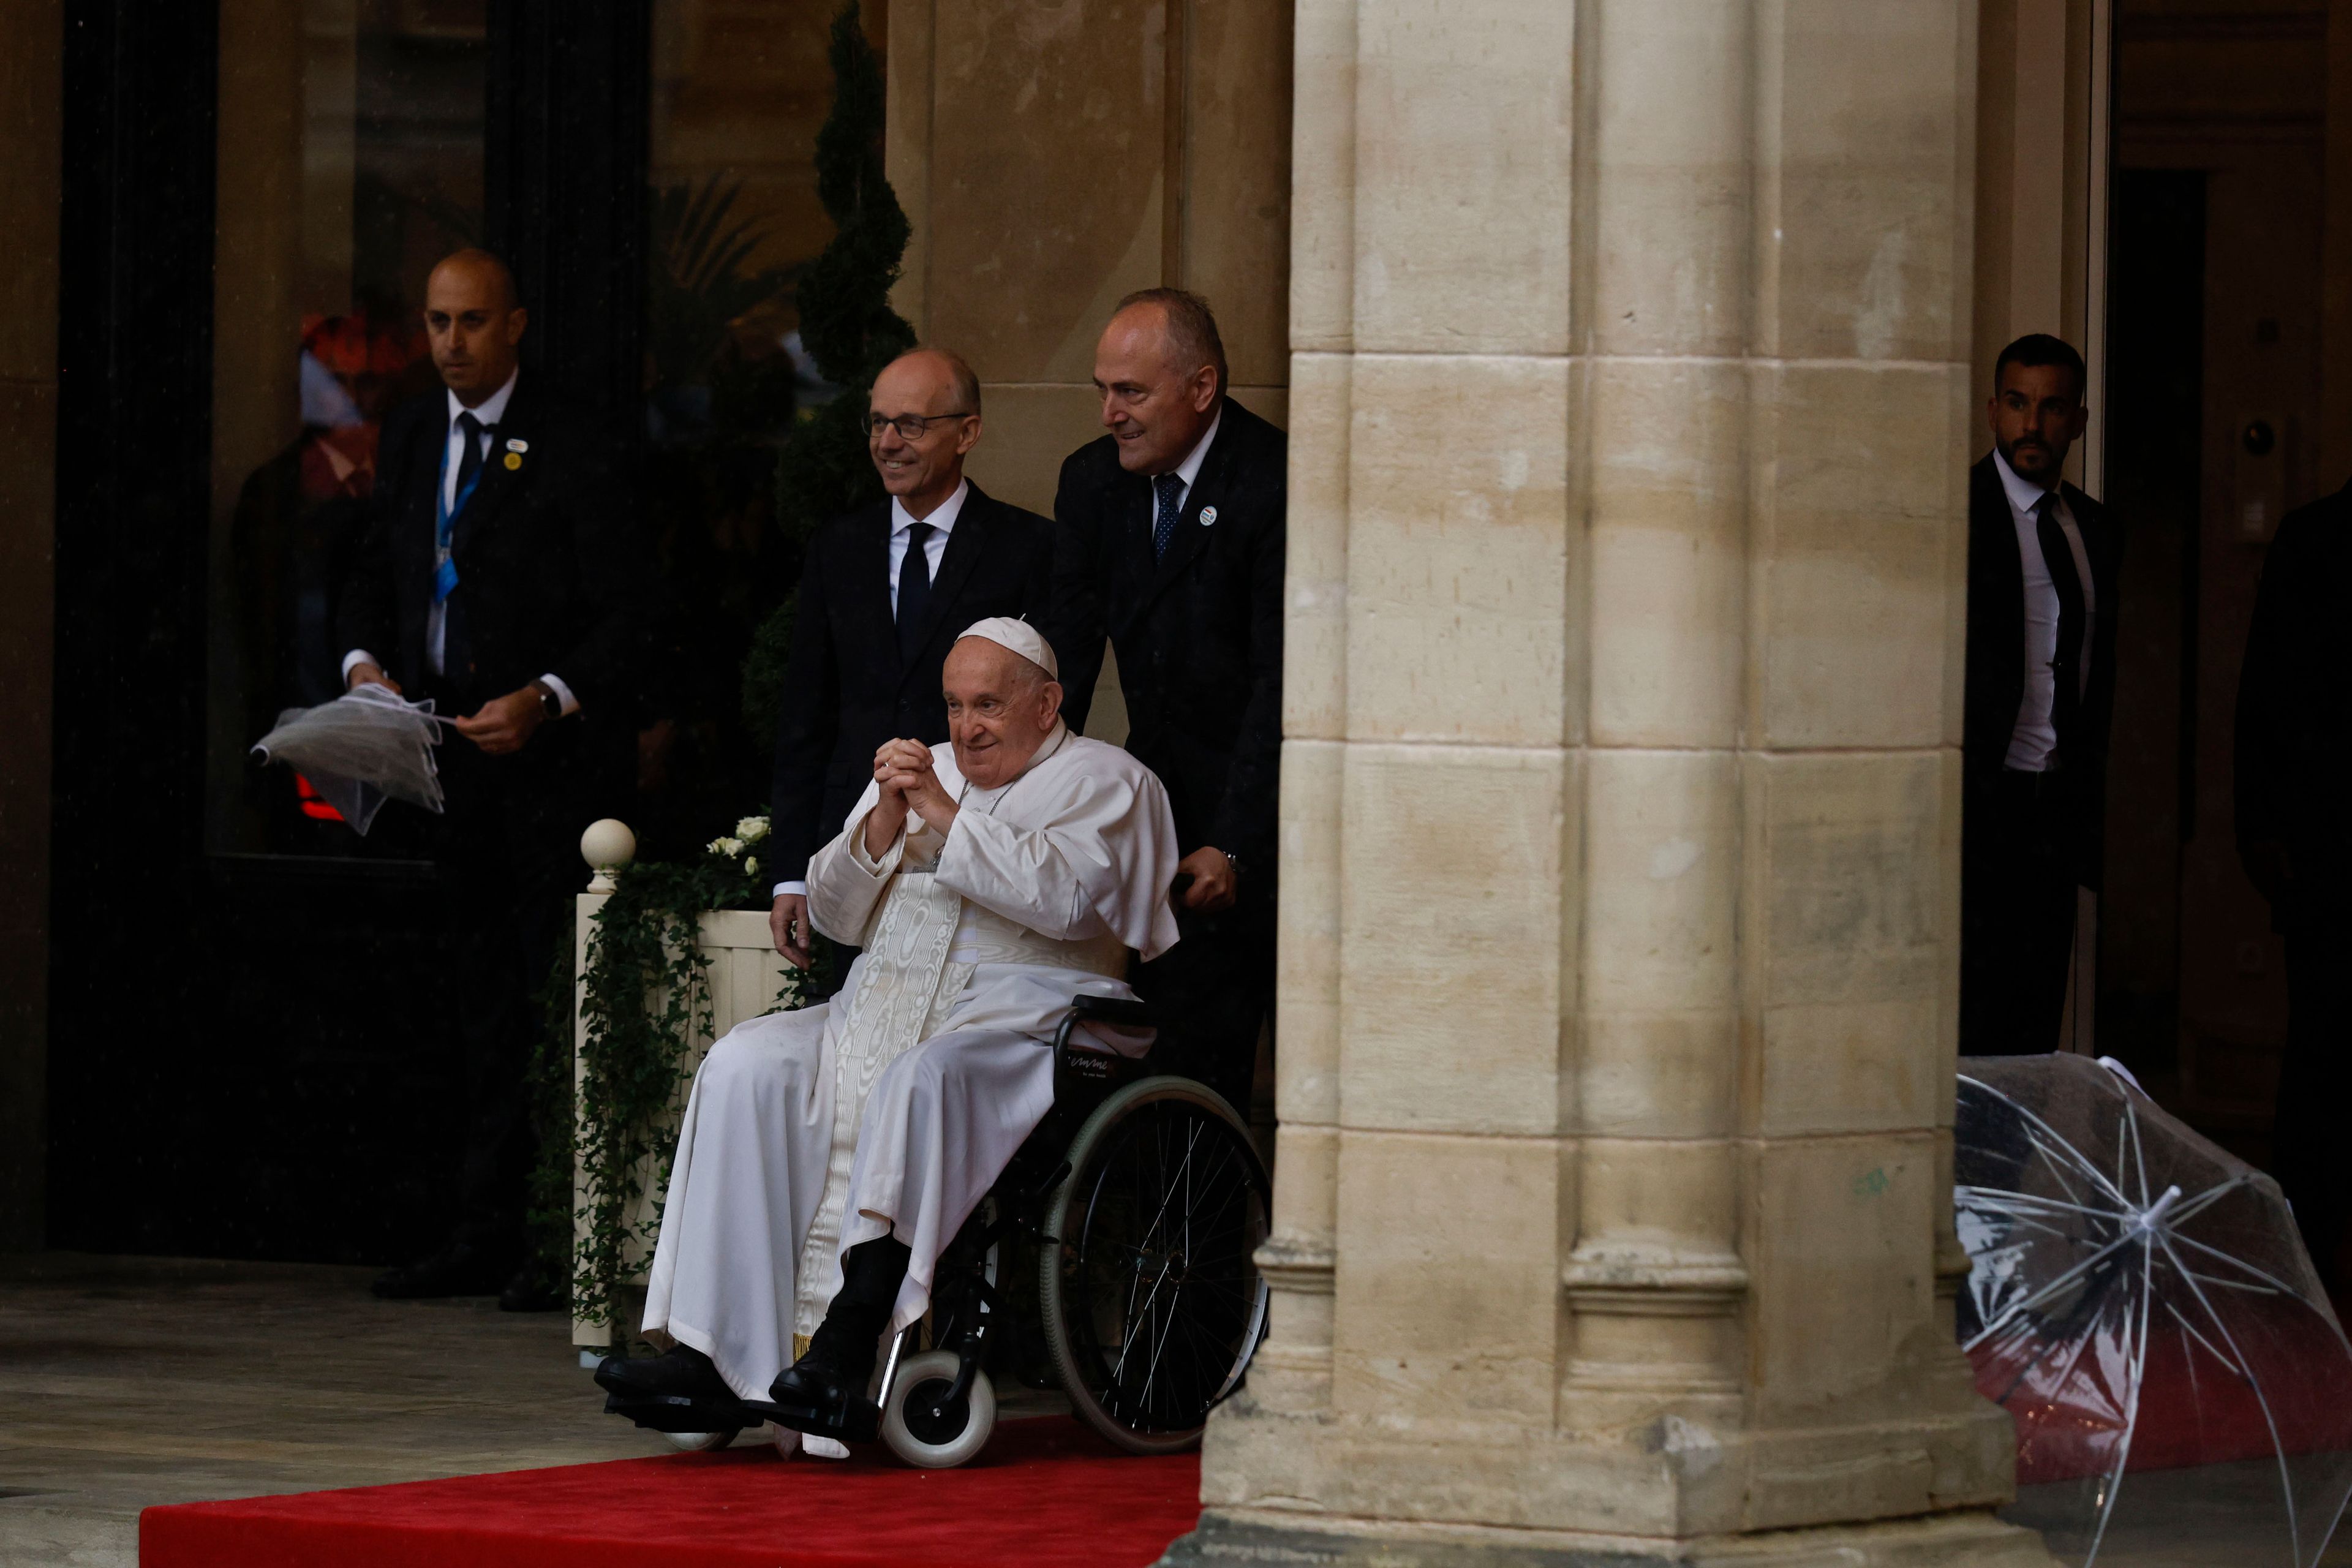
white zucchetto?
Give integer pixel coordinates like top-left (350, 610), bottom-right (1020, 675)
top-left (956, 616), bottom-right (1059, 680)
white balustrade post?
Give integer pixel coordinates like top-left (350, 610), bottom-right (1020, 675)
top-left (571, 820), bottom-right (635, 1351)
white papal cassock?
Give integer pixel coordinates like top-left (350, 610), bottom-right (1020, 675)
top-left (641, 722), bottom-right (1180, 1406)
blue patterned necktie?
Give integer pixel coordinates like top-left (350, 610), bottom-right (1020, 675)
top-left (1152, 472), bottom-right (1185, 560)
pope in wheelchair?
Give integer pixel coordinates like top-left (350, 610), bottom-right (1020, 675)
top-left (597, 617), bottom-right (1268, 1466)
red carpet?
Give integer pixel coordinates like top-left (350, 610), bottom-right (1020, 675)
top-left (1973, 1292), bottom-right (2352, 1485)
top-left (139, 1417), bottom-right (1201, 1568)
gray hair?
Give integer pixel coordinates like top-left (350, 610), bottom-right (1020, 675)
top-left (1114, 287), bottom-right (1226, 396)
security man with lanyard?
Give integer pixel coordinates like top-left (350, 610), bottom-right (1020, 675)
top-left (337, 249), bottom-right (650, 1308)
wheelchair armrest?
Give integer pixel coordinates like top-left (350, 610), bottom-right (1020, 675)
top-left (1069, 993), bottom-right (1155, 1028)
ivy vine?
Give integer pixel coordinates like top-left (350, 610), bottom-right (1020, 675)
top-left (533, 818), bottom-right (823, 1338)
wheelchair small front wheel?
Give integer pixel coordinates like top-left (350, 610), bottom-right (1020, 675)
top-left (880, 1349), bottom-right (997, 1468)
top-left (658, 1428), bottom-right (738, 1452)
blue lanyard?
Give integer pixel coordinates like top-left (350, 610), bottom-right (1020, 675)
top-left (433, 425), bottom-right (488, 605)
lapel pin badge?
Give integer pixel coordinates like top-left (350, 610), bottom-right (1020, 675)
top-left (505, 437), bottom-right (529, 453)
top-left (503, 451), bottom-right (523, 470)
top-left (1198, 506), bottom-right (1218, 527)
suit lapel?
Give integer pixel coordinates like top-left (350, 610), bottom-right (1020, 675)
top-left (1127, 409), bottom-right (1235, 620)
top-left (397, 408), bottom-right (444, 590)
top-left (1972, 456), bottom-right (2025, 608)
top-left (846, 500), bottom-right (893, 664)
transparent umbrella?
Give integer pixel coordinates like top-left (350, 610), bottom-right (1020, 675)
top-left (251, 684), bottom-right (451, 834)
top-left (1955, 1052), bottom-right (2352, 1567)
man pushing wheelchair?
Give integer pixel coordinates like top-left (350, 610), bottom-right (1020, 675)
top-left (595, 618), bottom-right (1185, 1456)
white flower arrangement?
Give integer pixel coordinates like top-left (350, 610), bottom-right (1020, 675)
top-left (736, 815), bottom-right (771, 844)
top-left (707, 835), bottom-right (744, 859)
top-left (745, 856), bottom-right (758, 878)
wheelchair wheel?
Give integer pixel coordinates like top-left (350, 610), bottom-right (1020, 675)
top-left (658, 1428), bottom-right (738, 1452)
top-left (880, 1349), bottom-right (997, 1468)
top-left (1039, 1076), bottom-right (1270, 1454)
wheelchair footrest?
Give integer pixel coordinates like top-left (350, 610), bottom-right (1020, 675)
top-left (603, 1390), bottom-right (749, 1435)
top-left (742, 1394), bottom-right (882, 1445)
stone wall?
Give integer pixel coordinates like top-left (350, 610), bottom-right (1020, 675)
top-left (882, 0), bottom-right (1294, 517)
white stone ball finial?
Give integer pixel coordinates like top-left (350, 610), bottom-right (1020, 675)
top-left (581, 819), bottom-right (636, 893)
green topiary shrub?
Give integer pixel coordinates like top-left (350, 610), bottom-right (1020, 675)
top-left (741, 2), bottom-right (916, 749)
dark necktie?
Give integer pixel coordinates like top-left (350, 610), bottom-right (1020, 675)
top-left (2035, 493), bottom-right (2086, 764)
top-left (453, 410), bottom-right (487, 507)
top-left (896, 521), bottom-right (935, 662)
top-left (1152, 472), bottom-right (1185, 560)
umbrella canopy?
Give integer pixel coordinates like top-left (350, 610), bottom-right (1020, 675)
top-left (251, 684), bottom-right (450, 834)
top-left (1956, 1053), bottom-right (2352, 1567)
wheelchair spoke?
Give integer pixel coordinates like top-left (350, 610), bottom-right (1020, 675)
top-left (1058, 1096), bottom-right (1271, 1433)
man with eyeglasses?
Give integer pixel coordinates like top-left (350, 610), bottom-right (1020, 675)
top-left (766, 347), bottom-right (1054, 971)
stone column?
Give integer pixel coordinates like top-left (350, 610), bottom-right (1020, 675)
top-left (1179, 5), bottom-right (2052, 1563)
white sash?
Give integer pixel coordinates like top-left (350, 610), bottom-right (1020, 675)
top-left (791, 868), bottom-right (974, 1349)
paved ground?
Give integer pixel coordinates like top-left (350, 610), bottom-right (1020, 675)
top-left (0, 1251), bottom-right (1060, 1567)
top-left (4, 1253), bottom-right (2346, 1567)
top-left (2013, 1461), bottom-right (2352, 1565)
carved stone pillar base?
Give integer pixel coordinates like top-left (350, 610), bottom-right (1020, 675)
top-left (1161, 1509), bottom-right (2058, 1567)
top-left (1197, 1396), bottom-right (2021, 1548)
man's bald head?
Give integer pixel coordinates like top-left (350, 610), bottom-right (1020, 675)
top-left (424, 249), bottom-right (527, 405)
top-left (1092, 289), bottom-right (1224, 475)
top-left (869, 345), bottom-right (983, 516)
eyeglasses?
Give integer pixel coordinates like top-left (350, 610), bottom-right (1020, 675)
top-left (866, 411), bottom-right (972, 441)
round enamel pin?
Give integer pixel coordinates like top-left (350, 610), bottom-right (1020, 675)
top-left (503, 452), bottom-right (522, 470)
top-left (1198, 506), bottom-right (1218, 526)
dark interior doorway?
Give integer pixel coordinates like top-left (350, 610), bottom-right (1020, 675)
top-left (2100, 2), bottom-right (2333, 1161)
top-left (2098, 168), bottom-right (2205, 1094)
top-left (47, 1), bottom-right (655, 1262)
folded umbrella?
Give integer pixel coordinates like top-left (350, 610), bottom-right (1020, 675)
top-left (251, 684), bottom-right (451, 834)
top-left (1956, 1052), bottom-right (2352, 1566)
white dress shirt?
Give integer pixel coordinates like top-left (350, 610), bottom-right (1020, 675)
top-left (1994, 448), bottom-right (2096, 772)
top-left (1158, 407), bottom-right (1221, 519)
top-left (774, 478), bottom-right (971, 900)
top-left (339, 369), bottom-right (578, 716)
top-left (886, 478), bottom-right (967, 614)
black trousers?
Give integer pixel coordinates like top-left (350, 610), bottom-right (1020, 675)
top-left (420, 701), bottom-right (624, 1258)
top-left (2272, 921), bottom-right (2352, 1286)
top-left (1132, 895), bottom-right (1273, 1120)
top-left (1959, 774), bottom-right (2082, 1057)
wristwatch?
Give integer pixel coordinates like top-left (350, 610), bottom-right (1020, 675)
top-left (1223, 850), bottom-right (1243, 878)
top-left (530, 680), bottom-right (562, 720)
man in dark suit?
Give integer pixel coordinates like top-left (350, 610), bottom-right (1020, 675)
top-left (1046, 289), bottom-right (1284, 1117)
top-left (339, 249), bottom-right (647, 1304)
top-left (2236, 478), bottom-right (2352, 1285)
top-left (765, 347), bottom-right (1054, 967)
top-left (1960, 334), bottom-right (2123, 1056)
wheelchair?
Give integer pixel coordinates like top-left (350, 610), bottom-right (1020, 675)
top-left (609, 995), bottom-right (1272, 1468)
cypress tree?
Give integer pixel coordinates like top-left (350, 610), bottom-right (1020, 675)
top-left (741, 1), bottom-right (916, 744)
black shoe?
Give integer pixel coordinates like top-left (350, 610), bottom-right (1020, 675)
top-left (765, 1298), bottom-right (891, 1419)
top-left (595, 1343), bottom-right (734, 1404)
top-left (497, 1268), bottom-right (564, 1313)
top-left (371, 1243), bottom-right (511, 1299)
top-left (768, 1354), bottom-right (865, 1417)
